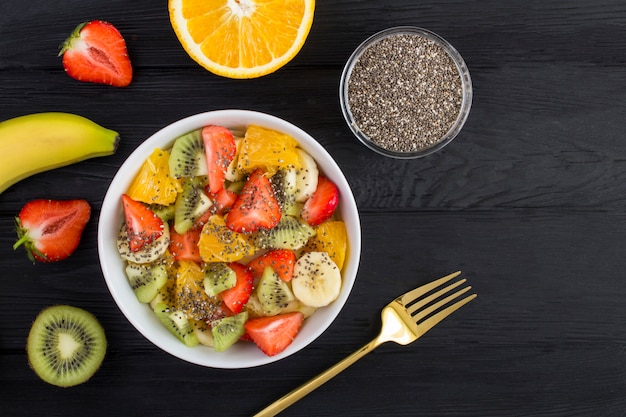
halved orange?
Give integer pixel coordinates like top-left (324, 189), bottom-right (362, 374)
top-left (169, 0), bottom-right (315, 79)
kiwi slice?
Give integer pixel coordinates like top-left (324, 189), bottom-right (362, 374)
top-left (257, 267), bottom-right (295, 316)
top-left (26, 305), bottom-right (106, 387)
top-left (169, 129), bottom-right (207, 178)
top-left (149, 203), bottom-right (176, 222)
top-left (174, 177), bottom-right (212, 234)
top-left (203, 263), bottom-right (237, 296)
top-left (149, 278), bottom-right (176, 310)
top-left (153, 303), bottom-right (199, 347)
top-left (211, 311), bottom-right (248, 352)
top-left (255, 215), bottom-right (315, 250)
top-left (271, 168), bottom-right (298, 216)
top-left (125, 262), bottom-right (168, 303)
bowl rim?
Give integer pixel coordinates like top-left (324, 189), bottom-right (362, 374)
top-left (339, 26), bottom-right (473, 159)
top-left (97, 109), bottom-right (361, 368)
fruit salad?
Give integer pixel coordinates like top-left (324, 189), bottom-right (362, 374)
top-left (116, 124), bottom-right (348, 356)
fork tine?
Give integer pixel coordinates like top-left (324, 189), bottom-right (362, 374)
top-left (400, 271), bottom-right (461, 305)
top-left (415, 292), bottom-right (477, 335)
top-left (406, 278), bottom-right (467, 315)
top-left (412, 285), bottom-right (472, 322)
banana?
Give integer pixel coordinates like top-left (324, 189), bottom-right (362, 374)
top-left (294, 148), bottom-right (319, 202)
top-left (292, 251), bottom-right (342, 308)
top-left (0, 112), bottom-right (119, 194)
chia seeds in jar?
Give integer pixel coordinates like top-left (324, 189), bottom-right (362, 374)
top-left (340, 27), bottom-right (472, 159)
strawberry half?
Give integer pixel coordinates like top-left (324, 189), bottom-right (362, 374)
top-left (121, 194), bottom-right (164, 252)
top-left (301, 175), bottom-right (340, 226)
top-left (59, 20), bottom-right (133, 87)
top-left (13, 199), bottom-right (91, 262)
top-left (244, 312), bottom-right (304, 356)
top-left (203, 125), bottom-right (237, 195)
top-left (248, 249), bottom-right (296, 282)
top-left (169, 227), bottom-right (202, 263)
top-left (220, 262), bottom-right (254, 314)
top-left (226, 169), bottom-right (282, 233)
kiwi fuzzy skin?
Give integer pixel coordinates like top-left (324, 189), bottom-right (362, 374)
top-left (26, 305), bottom-right (107, 388)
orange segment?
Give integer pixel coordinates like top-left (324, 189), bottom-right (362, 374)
top-left (127, 148), bottom-right (182, 205)
top-left (305, 220), bottom-right (347, 270)
top-left (175, 261), bottom-right (223, 320)
top-left (169, 0), bottom-right (315, 79)
top-left (198, 215), bottom-right (256, 262)
top-left (236, 125), bottom-right (301, 174)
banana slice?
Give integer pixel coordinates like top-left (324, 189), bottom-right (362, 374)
top-left (190, 319), bottom-right (215, 347)
top-left (292, 251), bottom-right (342, 308)
top-left (117, 222), bottom-right (170, 264)
top-left (294, 148), bottom-right (319, 202)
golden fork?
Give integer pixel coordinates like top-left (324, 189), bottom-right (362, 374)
top-left (253, 271), bottom-right (477, 417)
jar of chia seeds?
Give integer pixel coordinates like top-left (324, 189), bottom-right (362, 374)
top-left (339, 26), bottom-right (472, 159)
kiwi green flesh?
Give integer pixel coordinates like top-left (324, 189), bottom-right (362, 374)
top-left (26, 305), bottom-right (106, 388)
top-left (255, 215), bottom-right (315, 250)
top-left (169, 129), bottom-right (207, 178)
top-left (203, 263), bottom-right (237, 296)
top-left (174, 177), bottom-right (212, 234)
top-left (257, 267), bottom-right (295, 316)
top-left (149, 203), bottom-right (175, 222)
top-left (211, 311), bottom-right (248, 352)
top-left (153, 303), bottom-right (199, 347)
top-left (271, 168), bottom-right (298, 216)
top-left (126, 263), bottom-right (168, 303)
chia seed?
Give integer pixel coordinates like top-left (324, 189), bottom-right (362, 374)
top-left (346, 32), bottom-right (464, 154)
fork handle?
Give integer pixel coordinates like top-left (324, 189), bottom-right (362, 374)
top-left (253, 338), bottom-right (381, 417)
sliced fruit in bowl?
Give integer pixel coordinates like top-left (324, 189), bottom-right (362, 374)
top-left (98, 110), bottom-right (361, 368)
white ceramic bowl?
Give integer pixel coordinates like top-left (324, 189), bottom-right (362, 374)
top-left (98, 110), bottom-right (361, 368)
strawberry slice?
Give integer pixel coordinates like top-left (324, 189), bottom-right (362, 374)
top-left (244, 312), bottom-right (304, 356)
top-left (203, 125), bottom-right (237, 195)
top-left (13, 199), bottom-right (91, 262)
top-left (206, 187), bottom-right (238, 215)
top-left (59, 20), bottom-right (133, 87)
top-left (220, 262), bottom-right (254, 314)
top-left (301, 175), bottom-right (340, 226)
top-left (169, 227), bottom-right (202, 263)
top-left (121, 194), bottom-right (164, 252)
top-left (248, 249), bottom-right (296, 282)
top-left (226, 169), bottom-right (281, 233)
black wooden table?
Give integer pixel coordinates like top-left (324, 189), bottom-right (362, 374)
top-left (2, 1), bottom-right (625, 416)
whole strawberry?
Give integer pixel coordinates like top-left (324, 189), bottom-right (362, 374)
top-left (59, 21), bottom-right (133, 87)
top-left (14, 199), bottom-right (91, 262)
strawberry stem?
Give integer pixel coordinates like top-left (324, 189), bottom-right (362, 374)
top-left (12, 232), bottom-right (30, 250)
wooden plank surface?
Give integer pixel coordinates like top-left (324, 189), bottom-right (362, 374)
top-left (1, 1), bottom-right (626, 416)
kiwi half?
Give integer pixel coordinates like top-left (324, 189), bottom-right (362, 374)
top-left (26, 305), bottom-right (106, 388)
